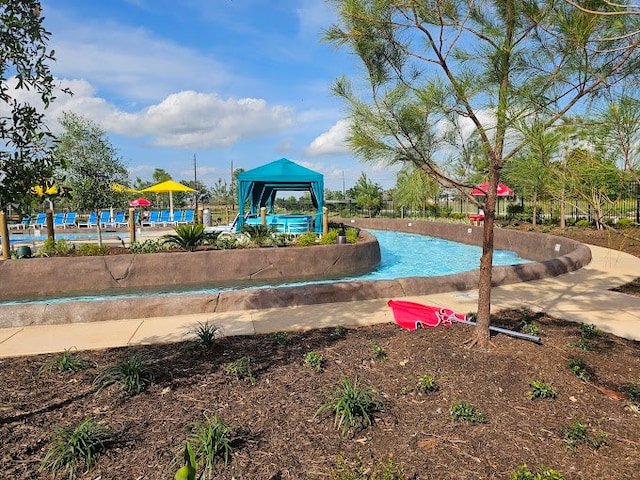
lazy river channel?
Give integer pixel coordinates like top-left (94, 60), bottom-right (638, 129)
top-left (1, 229), bottom-right (531, 306)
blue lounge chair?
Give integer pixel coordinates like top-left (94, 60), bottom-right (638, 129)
top-left (53, 212), bottom-right (66, 227)
top-left (172, 210), bottom-right (184, 224)
top-left (63, 212), bottom-right (77, 228)
top-left (177, 209), bottom-right (195, 224)
top-left (98, 211), bottom-right (111, 227)
top-left (29, 212), bottom-right (47, 228)
top-left (77, 212), bottom-right (97, 228)
top-left (158, 210), bottom-right (171, 225)
top-left (8, 216), bottom-right (30, 230)
top-left (142, 210), bottom-right (160, 227)
top-left (112, 211), bottom-right (127, 227)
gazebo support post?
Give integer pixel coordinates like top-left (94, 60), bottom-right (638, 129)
top-left (0, 212), bottom-right (9, 260)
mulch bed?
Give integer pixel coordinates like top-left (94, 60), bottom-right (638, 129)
top-left (1, 311), bottom-right (639, 479)
top-left (1, 224), bottom-right (639, 479)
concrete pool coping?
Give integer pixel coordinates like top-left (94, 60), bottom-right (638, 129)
top-left (1, 242), bottom-right (639, 358)
top-left (0, 219), bottom-right (592, 329)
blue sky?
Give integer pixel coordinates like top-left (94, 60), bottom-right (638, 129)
top-left (30, 0), bottom-right (398, 192)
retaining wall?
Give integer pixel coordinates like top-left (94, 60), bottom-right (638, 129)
top-left (0, 220), bottom-right (591, 327)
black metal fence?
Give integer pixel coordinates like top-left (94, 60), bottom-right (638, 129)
top-left (323, 182), bottom-right (640, 225)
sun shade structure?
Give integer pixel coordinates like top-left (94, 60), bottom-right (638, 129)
top-left (141, 180), bottom-right (196, 221)
top-left (237, 158), bottom-right (324, 232)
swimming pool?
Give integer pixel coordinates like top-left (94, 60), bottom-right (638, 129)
top-left (1, 231), bottom-right (127, 246)
top-left (0, 229), bottom-right (531, 305)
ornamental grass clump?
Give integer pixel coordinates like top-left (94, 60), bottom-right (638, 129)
top-left (188, 413), bottom-right (242, 477)
top-left (39, 348), bottom-right (93, 373)
top-left (94, 353), bottom-right (155, 395)
top-left (40, 417), bottom-right (113, 479)
top-left (316, 376), bottom-right (384, 436)
top-left (189, 321), bottom-right (221, 349)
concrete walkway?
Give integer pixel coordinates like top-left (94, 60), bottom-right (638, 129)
top-left (1, 244), bottom-right (639, 358)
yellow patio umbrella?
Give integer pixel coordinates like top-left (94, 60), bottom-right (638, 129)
top-left (110, 183), bottom-right (139, 193)
top-left (141, 179), bottom-right (196, 221)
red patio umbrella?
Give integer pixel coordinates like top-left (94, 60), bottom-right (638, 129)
top-left (471, 182), bottom-right (514, 197)
top-left (129, 198), bottom-right (151, 207)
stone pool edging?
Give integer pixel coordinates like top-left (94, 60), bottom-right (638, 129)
top-left (0, 220), bottom-right (591, 328)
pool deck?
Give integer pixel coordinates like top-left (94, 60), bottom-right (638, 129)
top-left (0, 243), bottom-right (639, 358)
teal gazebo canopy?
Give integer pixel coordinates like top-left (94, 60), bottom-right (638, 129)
top-left (237, 158), bottom-right (324, 232)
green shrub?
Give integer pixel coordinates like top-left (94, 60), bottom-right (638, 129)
top-left (567, 357), bottom-right (590, 382)
top-left (189, 321), bottom-right (221, 349)
top-left (304, 351), bottom-right (325, 372)
top-left (320, 230), bottom-right (339, 245)
top-left (297, 231), bottom-right (317, 246)
top-left (225, 356), bottom-right (256, 384)
top-left (512, 464), bottom-right (565, 480)
top-left (575, 219), bottom-right (591, 229)
top-left (316, 377), bottom-right (384, 436)
top-left (36, 238), bottom-right (74, 257)
top-left (615, 217), bottom-right (636, 229)
top-left (370, 343), bottom-right (387, 361)
top-left (39, 348), bottom-right (93, 373)
top-left (579, 323), bottom-right (599, 339)
top-left (528, 378), bottom-right (557, 400)
top-left (416, 375), bottom-right (439, 394)
top-left (345, 228), bottom-right (359, 243)
top-left (129, 239), bottom-right (165, 253)
top-left (333, 325), bottom-right (347, 337)
top-left (626, 384), bottom-right (640, 404)
top-left (163, 224), bottom-right (207, 251)
top-left (270, 331), bottom-right (288, 347)
top-left (562, 419), bottom-right (607, 450)
top-left (332, 454), bottom-right (406, 480)
top-left (75, 243), bottom-right (108, 256)
top-left (40, 417), bottom-right (113, 479)
top-left (94, 353), bottom-right (155, 395)
top-left (450, 401), bottom-right (487, 423)
top-left (522, 322), bottom-right (541, 336)
top-left (215, 234), bottom-right (239, 249)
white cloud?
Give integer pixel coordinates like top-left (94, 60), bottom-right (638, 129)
top-left (306, 118), bottom-right (351, 156)
top-left (6, 78), bottom-right (295, 150)
top-left (47, 13), bottom-right (232, 103)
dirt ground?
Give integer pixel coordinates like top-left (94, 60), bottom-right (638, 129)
top-left (0, 225), bottom-right (639, 479)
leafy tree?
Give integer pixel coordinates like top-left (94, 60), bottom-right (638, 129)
top-left (349, 172), bottom-right (383, 217)
top-left (503, 118), bottom-right (560, 225)
top-left (595, 94), bottom-right (640, 184)
top-left (152, 168), bottom-right (171, 184)
top-left (52, 112), bottom-right (129, 244)
top-left (394, 164), bottom-right (441, 217)
top-left (324, 0), bottom-right (640, 346)
top-left (1, 1), bottom-right (69, 213)
top-left (557, 146), bottom-right (624, 229)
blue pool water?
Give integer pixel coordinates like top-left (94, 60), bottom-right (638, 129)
top-left (1, 231), bottom-right (126, 246)
top-left (1, 229), bottom-right (531, 305)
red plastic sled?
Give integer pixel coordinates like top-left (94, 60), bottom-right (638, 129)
top-left (387, 299), bottom-right (468, 330)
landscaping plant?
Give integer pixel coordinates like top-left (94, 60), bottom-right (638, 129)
top-left (331, 454), bottom-right (406, 480)
top-left (40, 416), bottom-right (113, 479)
top-left (189, 413), bottom-right (240, 477)
top-left (94, 353), bottom-right (155, 395)
top-left (450, 401), bottom-right (487, 423)
top-left (174, 442), bottom-right (197, 480)
top-left (512, 464), bottom-right (565, 480)
top-left (225, 356), bottom-right (256, 384)
top-left (561, 419), bottom-right (607, 450)
top-left (189, 321), bottom-right (221, 349)
top-left (39, 348), bottom-right (93, 373)
top-left (162, 224), bottom-right (208, 251)
top-left (567, 357), bottom-right (591, 382)
top-left (316, 376), bottom-right (384, 436)
top-left (528, 378), bottom-right (557, 400)
top-left (304, 351), bottom-right (325, 373)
